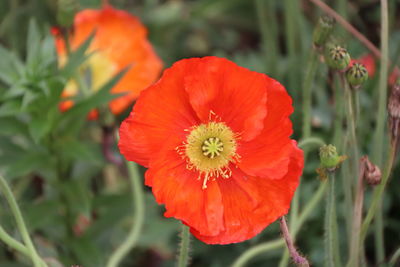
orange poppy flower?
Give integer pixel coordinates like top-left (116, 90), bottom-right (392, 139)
top-left (54, 5), bottom-right (163, 115)
top-left (119, 57), bottom-right (303, 244)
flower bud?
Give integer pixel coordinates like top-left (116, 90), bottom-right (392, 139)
top-left (313, 16), bottom-right (335, 47)
top-left (57, 0), bottom-right (79, 28)
top-left (361, 156), bottom-right (381, 186)
top-left (346, 63), bottom-right (368, 89)
top-left (388, 82), bottom-right (400, 142)
top-left (319, 144), bottom-right (340, 169)
top-left (325, 45), bottom-right (350, 70)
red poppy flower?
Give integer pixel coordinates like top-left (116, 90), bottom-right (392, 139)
top-left (54, 5), bottom-right (163, 115)
top-left (118, 56), bottom-right (304, 244)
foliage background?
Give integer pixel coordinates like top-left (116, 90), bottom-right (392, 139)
top-left (0, 0), bottom-right (399, 266)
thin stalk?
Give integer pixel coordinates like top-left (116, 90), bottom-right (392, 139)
top-left (255, 0), bottom-right (278, 75)
top-left (231, 181), bottom-right (327, 267)
top-left (231, 239), bottom-right (284, 267)
top-left (372, 0), bottom-right (389, 263)
top-left (0, 175), bottom-right (45, 267)
top-left (106, 162), bottom-right (145, 267)
top-left (298, 137), bottom-right (325, 150)
top-left (279, 217), bottom-right (309, 267)
top-left (0, 226), bottom-right (29, 255)
top-left (177, 225), bottom-right (191, 267)
top-left (347, 159), bottom-right (366, 267)
top-left (325, 173), bottom-right (341, 267)
top-left (0, 226), bottom-right (47, 266)
top-left (284, 0), bottom-right (299, 100)
top-left (389, 247), bottom-right (400, 267)
top-left (361, 145), bottom-right (395, 243)
top-left (302, 50), bottom-right (319, 140)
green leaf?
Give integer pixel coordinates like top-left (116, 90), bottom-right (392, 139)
top-left (26, 19), bottom-right (41, 67)
top-left (21, 91), bottom-right (38, 110)
top-left (55, 138), bottom-right (103, 164)
top-left (4, 149), bottom-right (52, 179)
top-left (60, 32), bottom-right (95, 79)
top-left (0, 117), bottom-right (28, 136)
top-left (0, 100), bottom-right (22, 117)
top-left (29, 115), bottom-right (52, 143)
top-left (69, 236), bottom-right (104, 267)
top-left (0, 45), bottom-right (24, 85)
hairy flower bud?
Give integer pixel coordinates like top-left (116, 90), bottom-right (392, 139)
top-left (319, 144), bottom-right (340, 169)
top-left (313, 16), bottom-right (335, 47)
top-left (346, 63), bottom-right (368, 89)
top-left (325, 45), bottom-right (350, 70)
top-left (362, 156), bottom-right (381, 186)
top-left (388, 82), bottom-right (400, 143)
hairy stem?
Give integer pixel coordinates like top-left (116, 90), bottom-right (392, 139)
top-left (279, 217), bottom-right (309, 267)
top-left (106, 162), bottom-right (145, 267)
top-left (231, 181), bottom-right (327, 267)
top-left (347, 159), bottom-right (366, 267)
top-left (177, 225), bottom-right (191, 267)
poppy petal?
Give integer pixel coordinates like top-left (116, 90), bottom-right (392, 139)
top-left (237, 79), bottom-right (295, 179)
top-left (146, 143), bottom-right (225, 236)
top-left (191, 142), bottom-right (303, 244)
top-left (181, 57), bottom-right (268, 141)
top-left (118, 65), bottom-right (199, 167)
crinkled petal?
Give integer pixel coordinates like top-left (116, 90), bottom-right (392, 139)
top-left (191, 142), bottom-right (303, 244)
top-left (237, 79), bottom-right (295, 179)
top-left (181, 57), bottom-right (268, 141)
top-left (146, 143), bottom-right (225, 236)
top-left (118, 64), bottom-right (199, 167)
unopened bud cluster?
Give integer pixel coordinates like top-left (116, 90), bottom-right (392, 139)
top-left (346, 63), bottom-right (368, 89)
top-left (313, 16), bottom-right (335, 48)
top-left (325, 45), bottom-right (350, 70)
top-left (319, 144), bottom-right (341, 170)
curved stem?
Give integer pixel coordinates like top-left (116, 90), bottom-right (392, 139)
top-left (0, 175), bottom-right (45, 267)
top-left (231, 239), bottom-right (284, 267)
top-left (389, 247), bottom-right (400, 267)
top-left (231, 181), bottom-right (327, 267)
top-left (298, 137), bottom-right (325, 150)
top-left (0, 226), bottom-right (29, 255)
top-left (106, 162), bottom-right (145, 267)
top-left (279, 217), bottom-right (309, 266)
top-left (177, 225), bottom-right (191, 267)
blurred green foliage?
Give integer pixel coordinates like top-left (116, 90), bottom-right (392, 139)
top-left (0, 0), bottom-right (399, 267)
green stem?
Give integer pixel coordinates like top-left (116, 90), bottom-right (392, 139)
top-left (347, 159), bottom-right (365, 267)
top-left (302, 49), bottom-right (319, 140)
top-left (372, 0), bottom-right (389, 263)
top-left (389, 247), bottom-right (400, 267)
top-left (0, 175), bottom-right (45, 267)
top-left (298, 137), bottom-right (326, 149)
top-left (231, 181), bottom-right (327, 267)
top-left (106, 162), bottom-right (145, 267)
top-left (177, 225), bottom-right (191, 267)
top-left (255, 0), bottom-right (278, 76)
top-left (0, 226), bottom-right (29, 255)
top-left (325, 173), bottom-right (340, 267)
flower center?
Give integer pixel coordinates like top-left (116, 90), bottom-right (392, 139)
top-left (178, 121), bottom-right (239, 189)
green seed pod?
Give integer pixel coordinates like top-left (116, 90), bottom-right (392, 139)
top-left (346, 63), bottom-right (368, 89)
top-left (325, 45), bottom-right (351, 70)
top-left (313, 16), bottom-right (335, 47)
top-left (57, 0), bottom-right (79, 28)
top-left (319, 144), bottom-right (341, 169)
